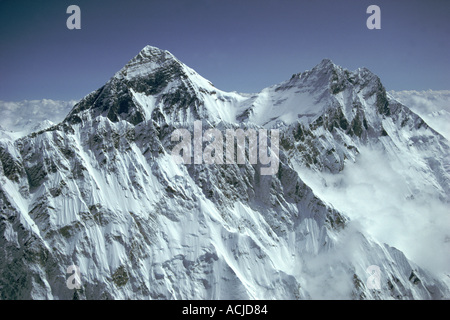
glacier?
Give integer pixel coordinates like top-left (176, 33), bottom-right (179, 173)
top-left (0, 45), bottom-right (449, 300)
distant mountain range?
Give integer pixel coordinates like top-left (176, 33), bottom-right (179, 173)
top-left (0, 99), bottom-right (77, 138)
top-left (1, 90), bottom-right (447, 141)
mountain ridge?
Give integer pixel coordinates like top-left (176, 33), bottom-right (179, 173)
top-left (0, 46), bottom-right (449, 300)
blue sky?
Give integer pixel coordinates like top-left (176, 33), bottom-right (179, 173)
top-left (0, 0), bottom-right (449, 101)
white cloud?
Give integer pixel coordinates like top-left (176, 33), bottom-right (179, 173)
top-left (296, 145), bottom-right (450, 276)
top-left (0, 99), bottom-right (77, 136)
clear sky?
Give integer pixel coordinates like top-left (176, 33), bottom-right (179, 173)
top-left (0, 0), bottom-right (449, 101)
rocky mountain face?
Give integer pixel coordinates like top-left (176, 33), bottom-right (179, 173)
top-left (389, 90), bottom-right (450, 141)
top-left (0, 46), bottom-right (449, 299)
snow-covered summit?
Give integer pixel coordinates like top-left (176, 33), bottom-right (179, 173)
top-left (65, 46), bottom-right (245, 126)
top-left (237, 57), bottom-right (386, 129)
top-left (65, 46), bottom-right (390, 130)
top-left (114, 46), bottom-right (186, 81)
top-left (112, 45), bottom-right (218, 94)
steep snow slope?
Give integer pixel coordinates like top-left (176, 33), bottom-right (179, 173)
top-left (0, 46), bottom-right (449, 300)
top-left (389, 90), bottom-right (450, 141)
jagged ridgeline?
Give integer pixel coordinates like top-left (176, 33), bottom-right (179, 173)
top-left (0, 46), bottom-right (449, 299)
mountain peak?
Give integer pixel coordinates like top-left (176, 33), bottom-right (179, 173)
top-left (113, 45), bottom-right (180, 81)
top-left (140, 44), bottom-right (169, 55)
top-left (65, 45), bottom-right (220, 126)
top-left (317, 58), bottom-right (336, 69)
top-left (134, 45), bottom-right (176, 64)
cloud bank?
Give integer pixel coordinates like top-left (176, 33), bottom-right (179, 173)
top-left (296, 145), bottom-right (450, 278)
top-left (0, 99), bottom-right (77, 135)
